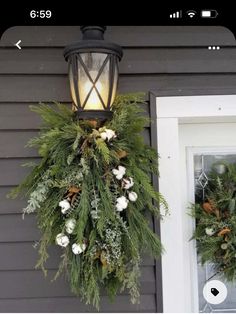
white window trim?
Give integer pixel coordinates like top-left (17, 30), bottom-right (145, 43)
top-left (156, 95), bottom-right (236, 313)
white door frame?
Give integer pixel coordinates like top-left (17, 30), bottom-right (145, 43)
top-left (155, 95), bottom-right (236, 312)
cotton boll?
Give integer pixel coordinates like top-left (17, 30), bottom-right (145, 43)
top-left (59, 199), bottom-right (71, 214)
top-left (112, 166), bottom-right (126, 180)
top-left (65, 218), bottom-right (76, 234)
top-left (116, 173), bottom-right (124, 180)
top-left (116, 195), bottom-right (128, 205)
top-left (99, 128), bottom-right (116, 141)
top-left (221, 243), bottom-right (228, 250)
top-left (72, 243), bottom-right (83, 255)
top-left (72, 243), bottom-right (87, 255)
top-left (56, 233), bottom-right (70, 247)
top-left (118, 165), bottom-right (126, 174)
top-left (116, 203), bottom-right (124, 212)
top-left (98, 128), bottom-right (116, 142)
top-left (105, 129), bottom-right (116, 141)
top-left (112, 169), bottom-right (119, 176)
top-left (116, 196), bottom-right (129, 210)
top-left (100, 132), bottom-right (107, 140)
top-left (128, 191), bottom-right (138, 202)
top-left (123, 177), bottom-right (134, 189)
top-left (205, 227), bottom-right (215, 236)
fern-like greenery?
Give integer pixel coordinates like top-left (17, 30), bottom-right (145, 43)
top-left (9, 93), bottom-right (167, 309)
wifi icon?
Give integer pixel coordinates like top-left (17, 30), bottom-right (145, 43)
top-left (187, 10), bottom-right (197, 18)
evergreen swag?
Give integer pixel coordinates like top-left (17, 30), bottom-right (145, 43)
top-left (10, 93), bottom-right (168, 309)
top-left (191, 162), bottom-right (236, 281)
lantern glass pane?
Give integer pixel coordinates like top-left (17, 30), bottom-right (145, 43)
top-left (77, 60), bottom-right (94, 107)
top-left (78, 53), bottom-right (109, 110)
top-left (69, 65), bottom-right (78, 106)
top-left (86, 58), bottom-right (109, 109)
top-left (110, 62), bottom-right (119, 107)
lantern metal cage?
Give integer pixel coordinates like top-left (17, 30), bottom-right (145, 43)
top-left (64, 26), bottom-right (123, 120)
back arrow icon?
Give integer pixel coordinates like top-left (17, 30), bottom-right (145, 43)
top-left (15, 40), bottom-right (22, 49)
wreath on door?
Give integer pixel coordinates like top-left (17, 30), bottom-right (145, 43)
top-left (191, 162), bottom-right (236, 281)
top-left (9, 93), bottom-right (168, 309)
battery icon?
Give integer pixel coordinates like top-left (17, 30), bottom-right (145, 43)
top-left (201, 10), bottom-right (218, 18)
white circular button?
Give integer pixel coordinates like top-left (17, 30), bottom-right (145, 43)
top-left (203, 280), bottom-right (227, 305)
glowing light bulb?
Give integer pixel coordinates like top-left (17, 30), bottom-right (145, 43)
top-left (79, 69), bottom-right (104, 110)
top-left (83, 79), bottom-right (103, 110)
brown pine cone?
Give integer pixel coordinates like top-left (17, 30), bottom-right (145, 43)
top-left (203, 202), bottom-right (214, 214)
top-left (116, 150), bottom-right (128, 159)
top-left (100, 251), bottom-right (108, 267)
top-left (218, 228), bottom-right (231, 236)
top-left (68, 186), bottom-right (81, 193)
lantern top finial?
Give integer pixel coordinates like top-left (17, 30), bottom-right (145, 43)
top-left (80, 26), bottom-right (106, 40)
top-left (64, 25), bottom-right (123, 61)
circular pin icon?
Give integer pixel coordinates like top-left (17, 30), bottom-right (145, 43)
top-left (203, 280), bottom-right (227, 305)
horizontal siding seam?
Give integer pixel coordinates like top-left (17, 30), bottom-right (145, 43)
top-left (2, 73), bottom-right (236, 77)
top-left (0, 266), bottom-right (154, 272)
top-left (0, 295), bottom-right (154, 299)
top-left (1, 45), bottom-right (236, 49)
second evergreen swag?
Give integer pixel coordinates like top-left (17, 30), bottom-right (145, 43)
top-left (192, 162), bottom-right (236, 282)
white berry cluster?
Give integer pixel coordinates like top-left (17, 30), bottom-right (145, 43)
top-left (112, 165), bottom-right (138, 212)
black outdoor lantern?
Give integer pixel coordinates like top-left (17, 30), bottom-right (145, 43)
top-left (64, 26), bottom-right (123, 120)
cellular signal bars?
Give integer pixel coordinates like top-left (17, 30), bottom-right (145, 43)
top-left (170, 11), bottom-right (182, 18)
